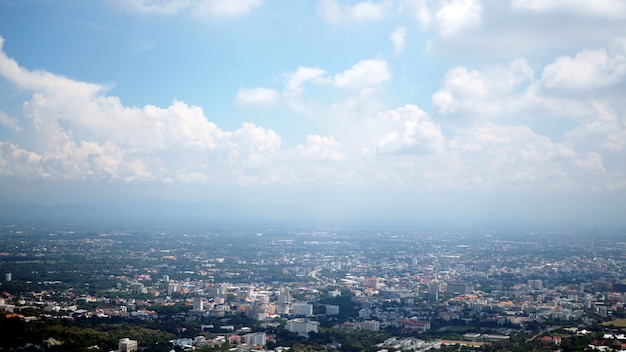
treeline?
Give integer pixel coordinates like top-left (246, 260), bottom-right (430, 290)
top-left (0, 314), bottom-right (175, 352)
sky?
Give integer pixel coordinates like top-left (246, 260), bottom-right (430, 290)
top-left (0, 0), bottom-right (625, 226)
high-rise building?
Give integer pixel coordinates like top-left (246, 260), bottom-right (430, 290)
top-left (364, 277), bottom-right (379, 290)
top-left (167, 283), bottom-right (178, 295)
top-left (292, 303), bottom-right (313, 316)
top-left (119, 338), bottom-right (138, 352)
top-left (326, 305), bottom-right (339, 315)
top-left (360, 320), bottom-right (380, 332)
top-left (447, 283), bottom-right (473, 294)
top-left (285, 318), bottom-right (319, 338)
top-left (527, 279), bottom-right (543, 290)
top-left (244, 332), bottom-right (266, 346)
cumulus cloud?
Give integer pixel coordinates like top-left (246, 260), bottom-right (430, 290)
top-left (111, 0), bottom-right (262, 17)
top-left (396, 0), bottom-right (626, 61)
top-left (291, 135), bottom-right (344, 162)
top-left (0, 31), bottom-right (624, 195)
top-left (445, 122), bottom-right (605, 189)
top-left (0, 37), bottom-right (283, 184)
top-left (432, 58), bottom-right (534, 116)
top-left (363, 104), bottom-right (445, 155)
top-left (285, 67), bottom-right (327, 95)
top-left (541, 47), bottom-right (626, 90)
top-left (0, 111), bottom-right (20, 132)
top-left (236, 87), bottom-right (281, 106)
top-left (511, 0), bottom-right (626, 19)
top-left (398, 0), bottom-right (435, 28)
top-left (430, 47), bottom-right (626, 121)
top-left (397, 0), bottom-right (482, 37)
top-left (565, 101), bottom-right (626, 152)
top-left (317, 0), bottom-right (392, 24)
top-left (235, 60), bottom-right (389, 110)
top-left (436, 0), bottom-right (483, 37)
top-left (328, 59), bottom-right (391, 90)
top-left (390, 26), bottom-right (407, 56)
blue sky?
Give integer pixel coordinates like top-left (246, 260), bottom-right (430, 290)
top-left (1, 0), bottom-right (625, 226)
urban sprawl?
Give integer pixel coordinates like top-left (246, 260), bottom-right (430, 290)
top-left (1, 226), bottom-right (626, 351)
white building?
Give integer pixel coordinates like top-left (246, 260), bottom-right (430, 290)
top-left (360, 320), bottom-right (380, 332)
top-left (285, 318), bottom-right (319, 338)
top-left (292, 303), bottom-right (313, 316)
top-left (119, 338), bottom-right (138, 352)
top-left (244, 332), bottom-right (267, 346)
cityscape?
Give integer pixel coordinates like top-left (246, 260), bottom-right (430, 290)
top-left (1, 223), bottom-right (626, 351)
top-left (2, 1), bottom-right (626, 351)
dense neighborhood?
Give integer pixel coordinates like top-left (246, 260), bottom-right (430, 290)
top-left (1, 225), bottom-right (626, 351)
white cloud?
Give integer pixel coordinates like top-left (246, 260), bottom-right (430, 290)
top-left (363, 104), bottom-right (445, 155)
top-left (110, 0), bottom-right (261, 17)
top-left (565, 101), bottom-right (626, 152)
top-left (236, 87), bottom-right (280, 106)
top-left (511, 0), bottom-right (626, 19)
top-left (229, 123), bottom-right (281, 168)
top-left (541, 48), bottom-right (626, 90)
top-left (317, 0), bottom-right (392, 24)
top-left (445, 122), bottom-right (605, 189)
top-left (390, 26), bottom-right (407, 56)
top-left (398, 0), bottom-right (435, 28)
top-left (285, 67), bottom-right (327, 95)
top-left (1, 31), bottom-right (625, 195)
top-left (194, 0), bottom-right (262, 17)
top-left (400, 1), bottom-right (626, 61)
top-left (0, 38), bottom-right (282, 184)
top-left (432, 58), bottom-right (534, 116)
top-left (329, 59), bottom-right (392, 90)
top-left (291, 135), bottom-right (345, 161)
top-left (436, 0), bottom-right (483, 37)
top-left (0, 111), bottom-right (20, 132)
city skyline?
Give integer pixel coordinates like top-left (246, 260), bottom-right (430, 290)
top-left (1, 1), bottom-right (625, 226)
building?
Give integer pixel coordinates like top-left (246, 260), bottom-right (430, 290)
top-left (360, 320), bottom-right (380, 332)
top-left (428, 281), bottom-right (446, 293)
top-left (193, 298), bottom-right (204, 311)
top-left (167, 283), bottom-right (179, 295)
top-left (244, 332), bottom-right (266, 346)
top-left (119, 338), bottom-right (138, 352)
top-left (285, 318), bottom-right (319, 338)
top-left (447, 283), bottom-right (474, 294)
top-left (292, 302), bottom-right (313, 316)
top-left (326, 305), bottom-right (339, 315)
top-left (528, 279), bottom-right (543, 290)
top-left (364, 277), bottom-right (379, 290)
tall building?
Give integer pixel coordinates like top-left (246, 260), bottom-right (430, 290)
top-left (364, 277), bottom-right (379, 290)
top-left (277, 289), bottom-right (291, 304)
top-left (326, 305), bottom-right (339, 315)
top-left (447, 283), bottom-right (473, 294)
top-left (167, 283), bottom-right (179, 295)
top-left (193, 298), bottom-right (204, 311)
top-left (527, 279), bottom-right (543, 290)
top-left (360, 320), bottom-right (380, 332)
top-left (292, 302), bottom-right (313, 316)
top-left (428, 281), bottom-right (447, 293)
top-left (244, 332), bottom-right (266, 346)
top-left (285, 318), bottom-right (319, 338)
top-left (119, 338), bottom-right (138, 352)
